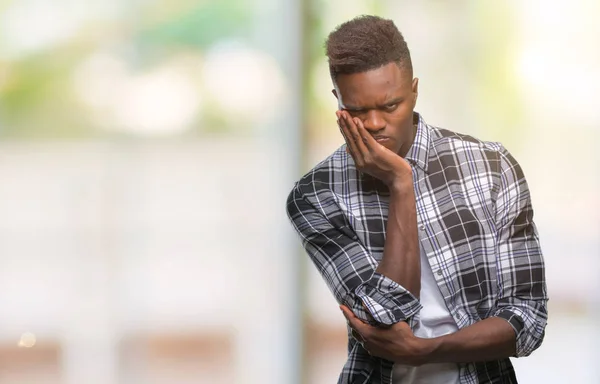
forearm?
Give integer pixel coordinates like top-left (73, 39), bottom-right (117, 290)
top-left (420, 317), bottom-right (516, 364)
top-left (375, 182), bottom-right (420, 298)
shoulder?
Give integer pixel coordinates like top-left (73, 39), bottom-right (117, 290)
top-left (429, 125), bottom-right (504, 157)
top-left (286, 145), bottom-right (347, 212)
top-left (426, 124), bottom-right (516, 174)
top-left (288, 145), bottom-right (347, 199)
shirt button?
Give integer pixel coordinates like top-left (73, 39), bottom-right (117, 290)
top-left (437, 269), bottom-right (443, 276)
top-left (419, 225), bottom-right (425, 231)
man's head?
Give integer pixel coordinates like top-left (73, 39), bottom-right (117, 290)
top-left (326, 15), bottom-right (418, 157)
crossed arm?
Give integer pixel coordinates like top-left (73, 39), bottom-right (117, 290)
top-left (287, 112), bottom-right (547, 366)
top-left (341, 145), bottom-right (548, 365)
top-left (339, 174), bottom-right (518, 366)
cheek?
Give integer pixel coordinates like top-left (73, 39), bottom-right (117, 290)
top-left (388, 108), bottom-right (413, 134)
top-left (397, 103), bottom-right (414, 122)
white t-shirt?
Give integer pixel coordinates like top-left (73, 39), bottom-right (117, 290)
top-left (393, 246), bottom-right (460, 384)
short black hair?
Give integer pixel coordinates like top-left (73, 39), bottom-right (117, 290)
top-left (325, 15), bottom-right (412, 80)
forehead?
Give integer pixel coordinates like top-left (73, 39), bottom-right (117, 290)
top-left (335, 62), bottom-right (412, 106)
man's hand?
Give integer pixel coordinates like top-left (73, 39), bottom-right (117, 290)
top-left (337, 110), bottom-right (411, 189)
top-left (340, 305), bottom-right (427, 366)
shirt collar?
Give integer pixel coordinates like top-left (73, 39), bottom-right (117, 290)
top-left (404, 112), bottom-right (430, 173)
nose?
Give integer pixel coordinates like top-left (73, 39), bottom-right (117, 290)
top-left (362, 110), bottom-right (386, 132)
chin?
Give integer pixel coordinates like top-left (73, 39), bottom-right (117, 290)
top-left (391, 144), bottom-right (404, 156)
top-left (378, 140), bottom-right (399, 154)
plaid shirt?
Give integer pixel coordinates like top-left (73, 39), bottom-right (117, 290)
top-left (286, 113), bottom-right (548, 383)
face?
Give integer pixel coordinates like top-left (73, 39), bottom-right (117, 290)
top-left (333, 62), bottom-right (418, 157)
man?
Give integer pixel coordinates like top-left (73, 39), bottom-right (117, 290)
top-left (286, 15), bottom-right (547, 384)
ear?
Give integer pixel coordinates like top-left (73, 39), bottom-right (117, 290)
top-left (411, 77), bottom-right (419, 106)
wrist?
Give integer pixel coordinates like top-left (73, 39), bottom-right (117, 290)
top-left (389, 176), bottom-right (413, 195)
top-left (389, 160), bottom-right (413, 189)
top-left (413, 337), bottom-right (439, 366)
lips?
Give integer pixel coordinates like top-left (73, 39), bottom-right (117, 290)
top-left (373, 136), bottom-right (391, 142)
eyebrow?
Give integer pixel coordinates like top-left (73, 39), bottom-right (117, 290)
top-left (343, 97), bottom-right (404, 111)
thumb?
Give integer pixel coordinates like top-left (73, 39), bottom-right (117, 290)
top-left (340, 305), bottom-right (361, 328)
top-left (340, 305), bottom-right (352, 320)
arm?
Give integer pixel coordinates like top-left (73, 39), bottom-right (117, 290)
top-left (487, 145), bottom-right (548, 357)
top-left (421, 146), bottom-right (547, 361)
top-left (338, 111), bottom-right (421, 300)
top-left (419, 317), bottom-right (515, 363)
top-left (341, 145), bottom-right (548, 364)
top-left (286, 183), bottom-right (421, 326)
top-left (341, 308), bottom-right (515, 365)
top-left (286, 111), bottom-right (422, 326)
top-left (376, 183), bottom-right (421, 299)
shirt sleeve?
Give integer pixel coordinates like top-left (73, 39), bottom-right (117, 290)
top-left (491, 145), bottom-right (548, 357)
top-left (286, 183), bottom-right (422, 326)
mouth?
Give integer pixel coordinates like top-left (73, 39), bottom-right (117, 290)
top-left (373, 136), bottom-right (391, 143)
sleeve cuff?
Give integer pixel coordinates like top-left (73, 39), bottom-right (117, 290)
top-left (493, 307), bottom-right (545, 357)
top-left (354, 272), bottom-right (422, 326)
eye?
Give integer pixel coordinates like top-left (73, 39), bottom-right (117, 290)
top-left (384, 103), bottom-right (398, 112)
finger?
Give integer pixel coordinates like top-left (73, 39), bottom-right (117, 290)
top-left (362, 341), bottom-right (373, 355)
top-left (338, 120), bottom-right (354, 156)
top-left (342, 308), bottom-right (368, 344)
top-left (362, 302), bottom-right (375, 323)
top-left (338, 114), bottom-right (362, 163)
top-left (394, 321), bottom-right (413, 333)
top-left (336, 115), bottom-right (351, 151)
top-left (340, 305), bottom-right (360, 328)
top-left (351, 328), bottom-right (365, 343)
top-left (343, 112), bottom-right (369, 159)
top-left (340, 305), bottom-right (354, 321)
top-left (353, 117), bottom-right (379, 152)
top-left (338, 115), bottom-right (356, 153)
top-left (341, 305), bottom-right (371, 326)
top-left (340, 305), bottom-right (370, 335)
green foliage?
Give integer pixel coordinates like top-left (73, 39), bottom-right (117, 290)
top-left (136, 0), bottom-right (253, 50)
top-left (0, 49), bottom-right (95, 138)
top-left (0, 0), bottom-right (254, 139)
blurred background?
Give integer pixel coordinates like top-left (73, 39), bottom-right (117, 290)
top-left (0, 0), bottom-right (598, 383)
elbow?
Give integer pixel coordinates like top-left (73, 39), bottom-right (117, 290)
top-left (514, 320), bottom-right (546, 358)
top-left (518, 332), bottom-right (545, 358)
top-left (353, 272), bottom-right (422, 326)
top-left (493, 305), bottom-right (547, 358)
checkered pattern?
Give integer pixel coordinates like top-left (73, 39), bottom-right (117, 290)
top-left (286, 113), bottom-right (548, 383)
